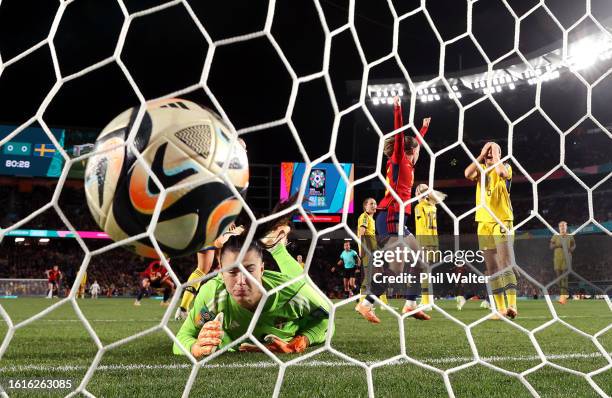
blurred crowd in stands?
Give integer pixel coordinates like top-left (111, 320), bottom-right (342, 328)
top-left (1, 130), bottom-right (610, 299)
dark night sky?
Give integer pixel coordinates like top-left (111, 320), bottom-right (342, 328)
top-left (0, 0), bottom-right (610, 232)
top-left (0, 0), bottom-right (611, 168)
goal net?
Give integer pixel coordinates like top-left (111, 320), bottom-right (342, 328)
top-left (0, 0), bottom-right (611, 397)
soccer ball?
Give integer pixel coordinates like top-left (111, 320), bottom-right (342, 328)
top-left (84, 98), bottom-right (248, 258)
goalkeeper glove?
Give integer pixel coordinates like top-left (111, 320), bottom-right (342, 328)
top-left (191, 313), bottom-right (224, 358)
top-left (239, 334), bottom-right (309, 353)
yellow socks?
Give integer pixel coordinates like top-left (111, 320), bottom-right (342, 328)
top-left (559, 275), bottom-right (568, 297)
top-left (490, 274), bottom-right (507, 312)
top-left (502, 269), bottom-right (518, 309)
top-left (493, 294), bottom-right (507, 312)
top-left (421, 281), bottom-right (430, 305)
top-left (180, 268), bottom-right (205, 310)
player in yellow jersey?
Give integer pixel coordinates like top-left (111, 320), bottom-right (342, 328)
top-left (465, 142), bottom-right (518, 319)
top-left (550, 221), bottom-right (575, 305)
top-left (414, 184), bottom-right (446, 310)
top-left (77, 271), bottom-right (87, 299)
top-left (354, 198), bottom-right (391, 321)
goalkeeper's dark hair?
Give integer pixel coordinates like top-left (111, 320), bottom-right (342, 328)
top-left (254, 194), bottom-right (302, 249)
top-left (220, 234), bottom-right (263, 260)
top-left (220, 195), bottom-right (302, 255)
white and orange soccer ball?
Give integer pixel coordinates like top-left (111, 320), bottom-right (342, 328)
top-left (84, 99), bottom-right (248, 258)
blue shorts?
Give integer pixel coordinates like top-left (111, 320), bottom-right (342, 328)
top-left (375, 210), bottom-right (411, 237)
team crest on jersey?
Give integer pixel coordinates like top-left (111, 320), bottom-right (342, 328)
top-left (195, 305), bottom-right (216, 327)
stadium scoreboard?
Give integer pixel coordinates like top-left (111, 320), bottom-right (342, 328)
top-left (0, 125), bottom-right (65, 178)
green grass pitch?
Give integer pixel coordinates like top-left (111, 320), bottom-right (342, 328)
top-left (0, 297), bottom-right (610, 397)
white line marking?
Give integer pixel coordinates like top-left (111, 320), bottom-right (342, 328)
top-left (0, 315), bottom-right (609, 324)
top-left (0, 352), bottom-right (609, 373)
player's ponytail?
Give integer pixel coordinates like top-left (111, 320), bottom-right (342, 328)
top-left (416, 184), bottom-right (447, 205)
top-left (254, 194), bottom-right (301, 249)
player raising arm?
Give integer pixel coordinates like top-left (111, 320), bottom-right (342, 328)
top-left (464, 142), bottom-right (518, 319)
top-left (356, 96), bottom-right (432, 323)
top-left (173, 235), bottom-right (330, 358)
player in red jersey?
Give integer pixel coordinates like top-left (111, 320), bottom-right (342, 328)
top-left (45, 265), bottom-right (62, 299)
top-left (355, 96), bottom-right (432, 323)
top-left (134, 260), bottom-right (175, 307)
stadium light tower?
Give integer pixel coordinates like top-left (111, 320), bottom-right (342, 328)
top-left (569, 37), bottom-right (612, 70)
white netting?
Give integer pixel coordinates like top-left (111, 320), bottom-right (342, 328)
top-left (0, 0), bottom-right (611, 397)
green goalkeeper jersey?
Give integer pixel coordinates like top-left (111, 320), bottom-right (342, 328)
top-left (173, 245), bottom-right (330, 355)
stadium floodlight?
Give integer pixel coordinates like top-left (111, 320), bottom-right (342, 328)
top-left (423, 88), bottom-right (429, 94)
top-left (427, 94), bottom-right (434, 101)
top-left (434, 94), bottom-right (440, 100)
top-left (372, 97), bottom-right (380, 105)
top-left (569, 37), bottom-right (608, 70)
top-left (509, 82), bottom-right (516, 90)
top-left (431, 87), bottom-right (437, 94)
top-left (420, 95), bottom-right (428, 103)
top-left (398, 89), bottom-right (404, 96)
top-left (390, 89), bottom-right (396, 96)
top-left (456, 92), bottom-right (462, 98)
top-left (495, 86), bottom-right (502, 93)
top-left (386, 97), bottom-right (394, 104)
top-left (452, 85), bottom-right (458, 91)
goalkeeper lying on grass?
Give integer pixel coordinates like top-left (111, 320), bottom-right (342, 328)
top-left (173, 234), bottom-right (330, 358)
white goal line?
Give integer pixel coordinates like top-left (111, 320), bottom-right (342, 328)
top-left (0, 352), bottom-right (609, 373)
top-left (0, 314), bottom-right (607, 323)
